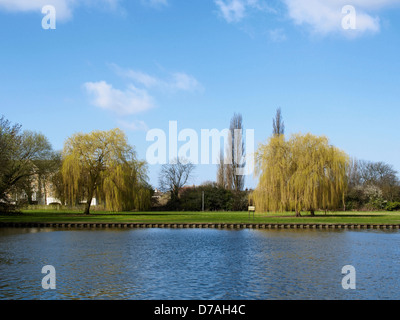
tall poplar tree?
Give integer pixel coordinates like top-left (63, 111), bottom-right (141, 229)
top-left (216, 113), bottom-right (245, 191)
top-left (272, 107), bottom-right (285, 136)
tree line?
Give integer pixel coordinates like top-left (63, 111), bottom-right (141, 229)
top-left (0, 116), bottom-right (57, 211)
top-left (0, 116), bottom-right (152, 214)
top-left (1, 110), bottom-right (399, 215)
top-left (251, 108), bottom-right (400, 215)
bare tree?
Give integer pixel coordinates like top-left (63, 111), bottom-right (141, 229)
top-left (359, 161), bottom-right (398, 186)
top-left (272, 107), bottom-right (285, 136)
top-left (159, 157), bottom-right (195, 204)
top-left (217, 113), bottom-right (245, 192)
top-left (229, 113), bottom-right (245, 191)
top-left (216, 150), bottom-right (225, 188)
top-left (347, 158), bottom-right (400, 203)
top-left (347, 157), bottom-right (361, 189)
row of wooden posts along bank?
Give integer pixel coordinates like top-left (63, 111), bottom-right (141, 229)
top-left (1, 222), bottom-right (400, 230)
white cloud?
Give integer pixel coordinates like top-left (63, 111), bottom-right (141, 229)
top-left (85, 65), bottom-right (202, 121)
top-left (84, 65), bottom-right (202, 132)
top-left (214, 0), bottom-right (277, 23)
top-left (215, 0), bottom-right (246, 23)
top-left (269, 28), bottom-right (287, 42)
top-left (117, 68), bottom-right (160, 88)
top-left (282, 0), bottom-right (400, 36)
top-left (169, 72), bottom-right (202, 92)
top-left (0, 0), bottom-right (73, 21)
top-left (0, 0), bottom-right (122, 21)
top-left (214, 0), bottom-right (400, 37)
top-left (141, 0), bottom-right (168, 8)
top-left (110, 63), bottom-right (203, 93)
top-left (84, 81), bottom-right (154, 115)
top-left (118, 119), bottom-right (149, 132)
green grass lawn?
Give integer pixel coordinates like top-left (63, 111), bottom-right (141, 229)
top-left (1, 209), bottom-right (400, 224)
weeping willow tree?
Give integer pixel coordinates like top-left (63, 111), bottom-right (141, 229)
top-left (100, 157), bottom-right (151, 212)
top-left (61, 128), bottom-right (150, 214)
top-left (252, 133), bottom-right (349, 217)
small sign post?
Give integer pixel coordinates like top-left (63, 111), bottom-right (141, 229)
top-left (248, 206), bottom-right (255, 219)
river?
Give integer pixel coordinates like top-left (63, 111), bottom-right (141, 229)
top-left (0, 227), bottom-right (399, 300)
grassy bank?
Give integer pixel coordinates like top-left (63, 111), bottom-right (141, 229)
top-left (1, 209), bottom-right (400, 224)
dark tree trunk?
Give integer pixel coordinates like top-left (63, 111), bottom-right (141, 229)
top-left (84, 186), bottom-right (95, 215)
top-left (84, 201), bottom-right (91, 215)
top-left (295, 210), bottom-right (302, 217)
top-left (310, 209), bottom-right (315, 216)
top-left (27, 191), bottom-right (33, 205)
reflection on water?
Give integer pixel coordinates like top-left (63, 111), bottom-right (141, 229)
top-left (0, 227), bottom-right (399, 300)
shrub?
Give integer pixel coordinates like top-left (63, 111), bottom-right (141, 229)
top-left (364, 185), bottom-right (387, 210)
top-left (345, 186), bottom-right (366, 210)
top-left (178, 183), bottom-right (250, 211)
top-left (0, 202), bottom-right (22, 215)
top-left (385, 202), bottom-right (400, 211)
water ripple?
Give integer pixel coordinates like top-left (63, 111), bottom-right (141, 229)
top-left (0, 228), bottom-right (399, 300)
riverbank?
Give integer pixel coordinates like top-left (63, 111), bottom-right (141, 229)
top-left (1, 221), bottom-right (399, 230)
top-left (1, 210), bottom-right (400, 225)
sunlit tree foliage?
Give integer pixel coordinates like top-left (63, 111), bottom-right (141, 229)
top-left (61, 128), bottom-right (150, 214)
top-left (0, 116), bottom-right (54, 207)
top-left (252, 133), bottom-right (349, 217)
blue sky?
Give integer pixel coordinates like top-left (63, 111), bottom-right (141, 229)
top-left (1, 0), bottom-right (400, 189)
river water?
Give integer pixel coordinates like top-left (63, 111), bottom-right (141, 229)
top-left (0, 227), bottom-right (399, 300)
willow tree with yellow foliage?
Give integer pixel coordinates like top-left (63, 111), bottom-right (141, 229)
top-left (252, 133), bottom-right (349, 217)
top-left (61, 128), bottom-right (150, 214)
